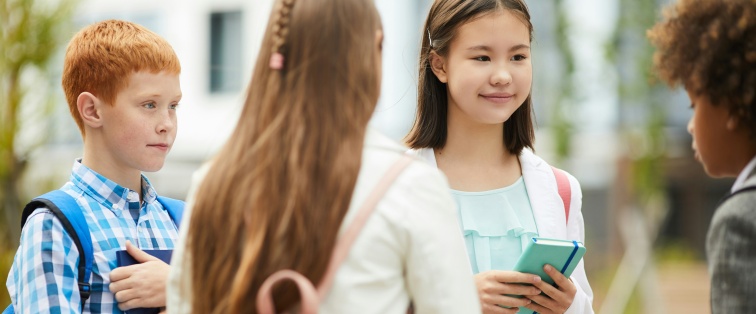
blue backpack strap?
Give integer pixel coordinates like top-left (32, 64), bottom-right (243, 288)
top-left (156, 196), bottom-right (185, 229)
top-left (20, 190), bottom-right (92, 311)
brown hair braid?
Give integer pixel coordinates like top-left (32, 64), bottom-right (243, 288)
top-left (269, 0), bottom-right (295, 69)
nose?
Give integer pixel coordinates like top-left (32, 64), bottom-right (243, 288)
top-left (491, 63), bottom-right (512, 86)
top-left (157, 109), bottom-right (176, 134)
top-left (687, 116), bottom-right (694, 135)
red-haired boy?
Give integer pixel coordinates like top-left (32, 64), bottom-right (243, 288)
top-left (6, 20), bottom-right (183, 313)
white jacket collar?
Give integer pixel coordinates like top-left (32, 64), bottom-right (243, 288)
top-left (410, 147), bottom-right (568, 238)
top-left (365, 128), bottom-right (408, 154)
top-left (519, 149), bottom-right (568, 238)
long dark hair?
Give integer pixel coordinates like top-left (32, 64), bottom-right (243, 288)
top-left (405, 0), bottom-right (535, 154)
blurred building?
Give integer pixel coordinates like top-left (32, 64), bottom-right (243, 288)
top-left (36, 0), bottom-right (434, 197)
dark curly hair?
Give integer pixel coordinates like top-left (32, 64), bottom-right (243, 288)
top-left (648, 0), bottom-right (756, 138)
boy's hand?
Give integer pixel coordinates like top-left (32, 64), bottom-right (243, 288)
top-left (109, 241), bottom-right (170, 311)
top-left (524, 264), bottom-right (577, 314)
top-left (474, 270), bottom-right (542, 314)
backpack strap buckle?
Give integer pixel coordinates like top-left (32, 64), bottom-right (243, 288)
top-left (79, 282), bottom-right (91, 302)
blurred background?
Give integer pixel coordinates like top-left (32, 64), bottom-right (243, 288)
top-left (1, 0), bottom-right (726, 312)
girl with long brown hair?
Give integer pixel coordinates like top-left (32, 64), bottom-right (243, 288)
top-left (406, 0), bottom-right (594, 313)
top-left (165, 0), bottom-right (480, 313)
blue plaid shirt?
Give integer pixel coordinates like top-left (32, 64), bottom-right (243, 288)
top-left (6, 160), bottom-right (180, 313)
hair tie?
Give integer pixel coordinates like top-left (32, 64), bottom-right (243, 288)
top-left (270, 52), bottom-right (284, 70)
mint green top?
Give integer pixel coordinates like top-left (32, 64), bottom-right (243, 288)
top-left (451, 177), bottom-right (538, 274)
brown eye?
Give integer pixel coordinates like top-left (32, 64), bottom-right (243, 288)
top-left (511, 54), bottom-right (527, 61)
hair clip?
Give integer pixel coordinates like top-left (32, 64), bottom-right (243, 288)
top-left (270, 52), bottom-right (284, 70)
top-left (427, 28), bottom-right (433, 47)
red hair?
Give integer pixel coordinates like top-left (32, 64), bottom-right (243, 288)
top-left (61, 19), bottom-right (181, 137)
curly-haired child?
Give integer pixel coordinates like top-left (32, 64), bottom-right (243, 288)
top-left (649, 0), bottom-right (756, 312)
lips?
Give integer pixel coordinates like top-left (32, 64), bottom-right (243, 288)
top-left (480, 92), bottom-right (514, 103)
top-left (148, 143), bottom-right (170, 151)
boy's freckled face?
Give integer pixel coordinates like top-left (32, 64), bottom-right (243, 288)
top-left (99, 71), bottom-right (181, 173)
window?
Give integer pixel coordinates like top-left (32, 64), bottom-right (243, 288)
top-left (209, 11), bottom-right (242, 93)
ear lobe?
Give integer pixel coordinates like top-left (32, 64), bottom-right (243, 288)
top-left (726, 114), bottom-right (739, 131)
top-left (429, 51), bottom-right (448, 83)
top-left (77, 92), bottom-right (103, 128)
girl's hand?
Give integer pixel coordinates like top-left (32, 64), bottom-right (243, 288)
top-left (474, 270), bottom-right (543, 314)
top-left (524, 264), bottom-right (577, 314)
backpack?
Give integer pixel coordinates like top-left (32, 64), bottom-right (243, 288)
top-left (551, 166), bottom-right (572, 224)
top-left (3, 190), bottom-right (185, 314)
top-left (256, 156), bottom-right (414, 314)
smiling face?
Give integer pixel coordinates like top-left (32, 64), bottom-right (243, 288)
top-left (97, 71), bottom-right (182, 173)
top-left (431, 9), bottom-right (532, 126)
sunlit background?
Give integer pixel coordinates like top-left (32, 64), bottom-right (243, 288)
top-left (1, 0), bottom-right (725, 312)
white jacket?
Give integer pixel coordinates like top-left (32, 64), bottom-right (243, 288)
top-left (410, 147), bottom-right (595, 314)
top-left (166, 129), bottom-right (481, 314)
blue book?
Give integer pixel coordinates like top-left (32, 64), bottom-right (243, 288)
top-left (115, 249), bottom-right (174, 314)
top-left (513, 237), bottom-right (586, 314)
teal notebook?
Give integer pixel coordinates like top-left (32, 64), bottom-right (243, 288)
top-left (513, 237), bottom-right (586, 314)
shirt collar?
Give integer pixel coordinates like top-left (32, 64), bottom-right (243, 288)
top-left (732, 154), bottom-right (756, 193)
top-left (71, 159), bottom-right (159, 215)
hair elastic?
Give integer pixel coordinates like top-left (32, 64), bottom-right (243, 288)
top-left (270, 52), bottom-right (284, 70)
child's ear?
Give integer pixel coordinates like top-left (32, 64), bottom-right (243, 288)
top-left (429, 51), bottom-right (448, 83)
top-left (726, 114), bottom-right (739, 131)
top-left (77, 92), bottom-right (103, 128)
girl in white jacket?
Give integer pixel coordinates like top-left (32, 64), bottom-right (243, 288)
top-left (166, 0), bottom-right (480, 313)
top-left (406, 0), bottom-right (594, 313)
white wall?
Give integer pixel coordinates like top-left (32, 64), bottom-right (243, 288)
top-left (44, 0), bottom-right (432, 197)
top-left (31, 0), bottom-right (641, 198)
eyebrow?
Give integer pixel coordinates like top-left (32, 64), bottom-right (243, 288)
top-left (466, 44), bottom-right (530, 52)
top-left (140, 93), bottom-right (182, 98)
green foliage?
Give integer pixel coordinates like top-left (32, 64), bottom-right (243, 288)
top-left (0, 250), bottom-right (13, 307)
top-left (655, 240), bottom-right (700, 264)
top-left (550, 0), bottom-right (576, 165)
top-left (0, 0), bottom-right (77, 305)
top-left (601, 0), bottom-right (673, 311)
top-left (610, 0), bottom-right (668, 203)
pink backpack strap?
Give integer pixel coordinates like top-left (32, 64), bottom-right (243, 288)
top-left (550, 166), bottom-right (571, 224)
top-left (257, 270), bottom-right (320, 314)
top-left (255, 155), bottom-right (414, 314)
